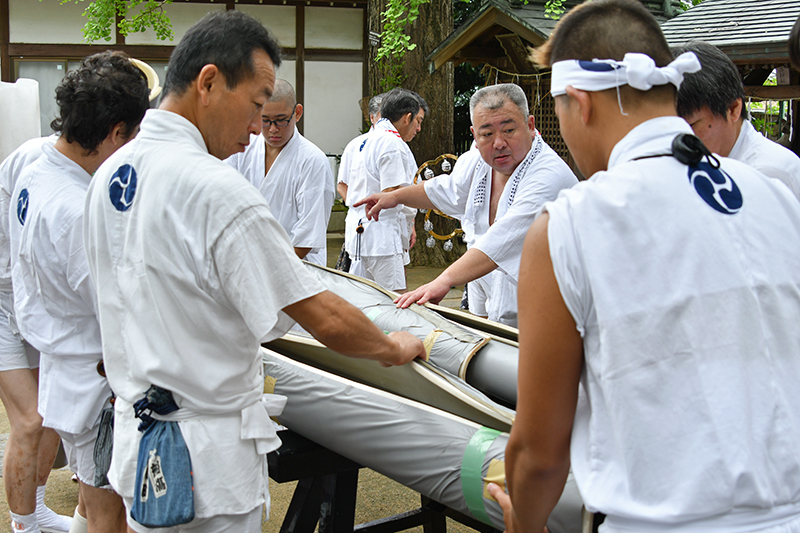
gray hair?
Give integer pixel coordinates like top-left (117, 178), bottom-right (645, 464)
top-left (469, 83), bottom-right (530, 123)
top-left (368, 93), bottom-right (385, 116)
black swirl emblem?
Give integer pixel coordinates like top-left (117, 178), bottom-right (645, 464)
top-left (16, 189), bottom-right (29, 225)
top-left (108, 164), bottom-right (137, 212)
top-left (688, 162), bottom-right (742, 215)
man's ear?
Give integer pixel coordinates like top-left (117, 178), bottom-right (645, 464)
top-left (565, 85), bottom-right (593, 125)
top-left (294, 103), bottom-right (304, 122)
top-left (728, 98), bottom-right (743, 123)
top-left (403, 112), bottom-right (413, 126)
top-left (109, 121), bottom-right (132, 147)
top-left (195, 64), bottom-right (221, 106)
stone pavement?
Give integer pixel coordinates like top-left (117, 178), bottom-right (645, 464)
top-left (0, 233), bottom-right (476, 532)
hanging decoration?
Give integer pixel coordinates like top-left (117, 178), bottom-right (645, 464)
top-left (413, 153), bottom-right (463, 251)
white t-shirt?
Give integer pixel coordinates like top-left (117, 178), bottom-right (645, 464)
top-left (344, 118), bottom-right (417, 258)
top-left (425, 134), bottom-right (578, 326)
top-left (85, 109), bottom-right (325, 518)
top-left (729, 120), bottom-right (800, 202)
top-left (9, 142), bottom-right (109, 433)
top-left (547, 117), bottom-right (800, 531)
top-left (226, 129), bottom-right (334, 266)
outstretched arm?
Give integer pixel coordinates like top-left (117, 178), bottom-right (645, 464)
top-left (394, 248), bottom-right (497, 308)
top-left (284, 290), bottom-right (426, 367)
top-left (490, 213), bottom-right (583, 532)
top-left (354, 182), bottom-right (436, 221)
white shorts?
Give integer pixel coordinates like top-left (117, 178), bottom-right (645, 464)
top-left (0, 319), bottom-right (38, 371)
top-left (124, 501), bottom-right (263, 533)
top-left (57, 422), bottom-right (101, 486)
top-left (354, 254), bottom-right (406, 291)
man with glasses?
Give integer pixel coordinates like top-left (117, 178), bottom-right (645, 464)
top-left (227, 78), bottom-right (334, 265)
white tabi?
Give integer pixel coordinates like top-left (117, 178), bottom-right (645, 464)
top-left (9, 142), bottom-right (110, 434)
top-left (85, 109), bottom-right (325, 520)
top-left (344, 118), bottom-right (417, 279)
top-left (227, 128), bottom-right (334, 266)
top-left (546, 117), bottom-right (800, 531)
top-left (0, 135), bottom-right (54, 368)
top-left (424, 132), bottom-right (577, 326)
top-left (728, 119), bottom-right (800, 202)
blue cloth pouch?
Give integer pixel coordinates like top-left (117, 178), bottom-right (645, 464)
top-left (130, 386), bottom-right (195, 528)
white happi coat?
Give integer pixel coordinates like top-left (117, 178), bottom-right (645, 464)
top-left (424, 133), bottom-right (577, 326)
top-left (9, 142), bottom-right (110, 434)
top-left (227, 128), bottom-right (334, 266)
top-left (547, 117), bottom-right (800, 531)
top-left (84, 109), bottom-right (325, 518)
top-left (337, 131), bottom-right (369, 195)
top-left (0, 135), bottom-right (54, 316)
top-left (344, 118), bottom-right (417, 261)
top-left (729, 119), bottom-right (800, 202)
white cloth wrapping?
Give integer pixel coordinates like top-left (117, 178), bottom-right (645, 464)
top-left (85, 109), bottom-right (325, 518)
top-left (344, 118), bottom-right (417, 262)
top-left (9, 142), bottom-right (109, 433)
top-left (226, 128), bottom-right (334, 266)
top-left (550, 52), bottom-right (701, 96)
top-left (546, 116), bottom-right (800, 531)
top-left (729, 120), bottom-right (800, 203)
top-left (424, 134), bottom-right (577, 326)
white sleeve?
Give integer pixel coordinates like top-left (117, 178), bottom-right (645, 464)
top-left (378, 150), bottom-right (413, 191)
top-left (423, 171), bottom-right (471, 220)
top-left (214, 204), bottom-right (325, 343)
top-left (544, 198), bottom-right (591, 337)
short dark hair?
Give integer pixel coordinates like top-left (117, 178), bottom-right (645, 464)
top-left (380, 88), bottom-right (428, 123)
top-left (50, 50), bottom-right (149, 154)
top-left (675, 41), bottom-right (748, 120)
top-left (532, 0), bottom-right (676, 104)
top-left (162, 10), bottom-right (281, 98)
top-left (790, 15), bottom-right (800, 72)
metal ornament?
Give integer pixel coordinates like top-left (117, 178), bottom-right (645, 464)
top-left (424, 168), bottom-right (435, 179)
top-left (441, 160), bottom-right (451, 172)
top-left (426, 236), bottom-right (436, 248)
top-left (424, 219), bottom-right (433, 232)
top-left (443, 239), bottom-right (453, 252)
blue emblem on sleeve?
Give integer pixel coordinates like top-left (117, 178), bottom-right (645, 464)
top-left (16, 189), bottom-right (28, 225)
top-left (108, 164), bottom-right (137, 212)
top-left (688, 162), bottom-right (742, 215)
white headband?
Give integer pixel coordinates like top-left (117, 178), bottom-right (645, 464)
top-left (550, 52), bottom-right (701, 97)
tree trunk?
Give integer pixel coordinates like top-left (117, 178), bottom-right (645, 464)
top-left (368, 0), bottom-right (465, 267)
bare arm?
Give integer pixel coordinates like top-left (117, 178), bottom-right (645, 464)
top-left (283, 290), bottom-right (426, 366)
top-left (354, 182), bottom-right (436, 221)
top-left (337, 182), bottom-right (348, 203)
top-left (492, 213), bottom-right (583, 532)
top-left (294, 247), bottom-right (311, 260)
top-left (394, 248), bottom-right (497, 309)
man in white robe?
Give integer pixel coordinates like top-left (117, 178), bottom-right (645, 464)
top-left (84, 12), bottom-right (424, 533)
top-left (10, 51), bottom-right (150, 533)
top-left (227, 79), bottom-right (333, 266)
top-left (489, 2), bottom-right (800, 531)
top-left (676, 40), bottom-right (800, 201)
top-left (0, 134), bottom-right (72, 533)
top-left (356, 84), bottom-right (578, 327)
top-left (344, 88), bottom-right (426, 292)
top-left (337, 93), bottom-right (384, 205)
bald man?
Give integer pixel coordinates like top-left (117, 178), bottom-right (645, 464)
top-left (227, 79), bottom-right (334, 265)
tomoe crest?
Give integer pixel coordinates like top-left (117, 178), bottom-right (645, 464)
top-left (109, 164), bottom-right (137, 212)
top-left (688, 162), bottom-right (742, 215)
top-left (16, 189), bottom-right (29, 225)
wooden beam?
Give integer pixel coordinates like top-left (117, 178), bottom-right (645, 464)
top-left (304, 49), bottom-right (362, 62)
top-left (8, 43), bottom-right (175, 61)
top-left (1, 0), bottom-right (10, 82)
top-left (295, 3), bottom-right (305, 134)
top-left (743, 85), bottom-right (800, 99)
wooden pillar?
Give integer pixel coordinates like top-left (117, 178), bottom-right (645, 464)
top-left (792, 70), bottom-right (800, 158)
top-left (295, 3), bottom-right (305, 135)
top-left (226, 0), bottom-right (235, 10)
top-left (362, 4), bottom-right (369, 102)
top-left (1, 0), bottom-right (11, 82)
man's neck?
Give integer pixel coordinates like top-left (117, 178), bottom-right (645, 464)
top-left (264, 133), bottom-right (290, 174)
top-left (54, 136), bottom-right (102, 175)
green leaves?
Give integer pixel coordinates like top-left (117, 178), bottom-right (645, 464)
top-left (375, 0), bottom-right (429, 89)
top-left (47, 0), bottom-right (174, 43)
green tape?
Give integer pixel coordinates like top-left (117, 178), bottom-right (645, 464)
top-left (365, 308), bottom-right (382, 321)
top-left (461, 426), bottom-right (501, 525)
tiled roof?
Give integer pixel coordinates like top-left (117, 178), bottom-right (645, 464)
top-left (661, 0), bottom-right (800, 48)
